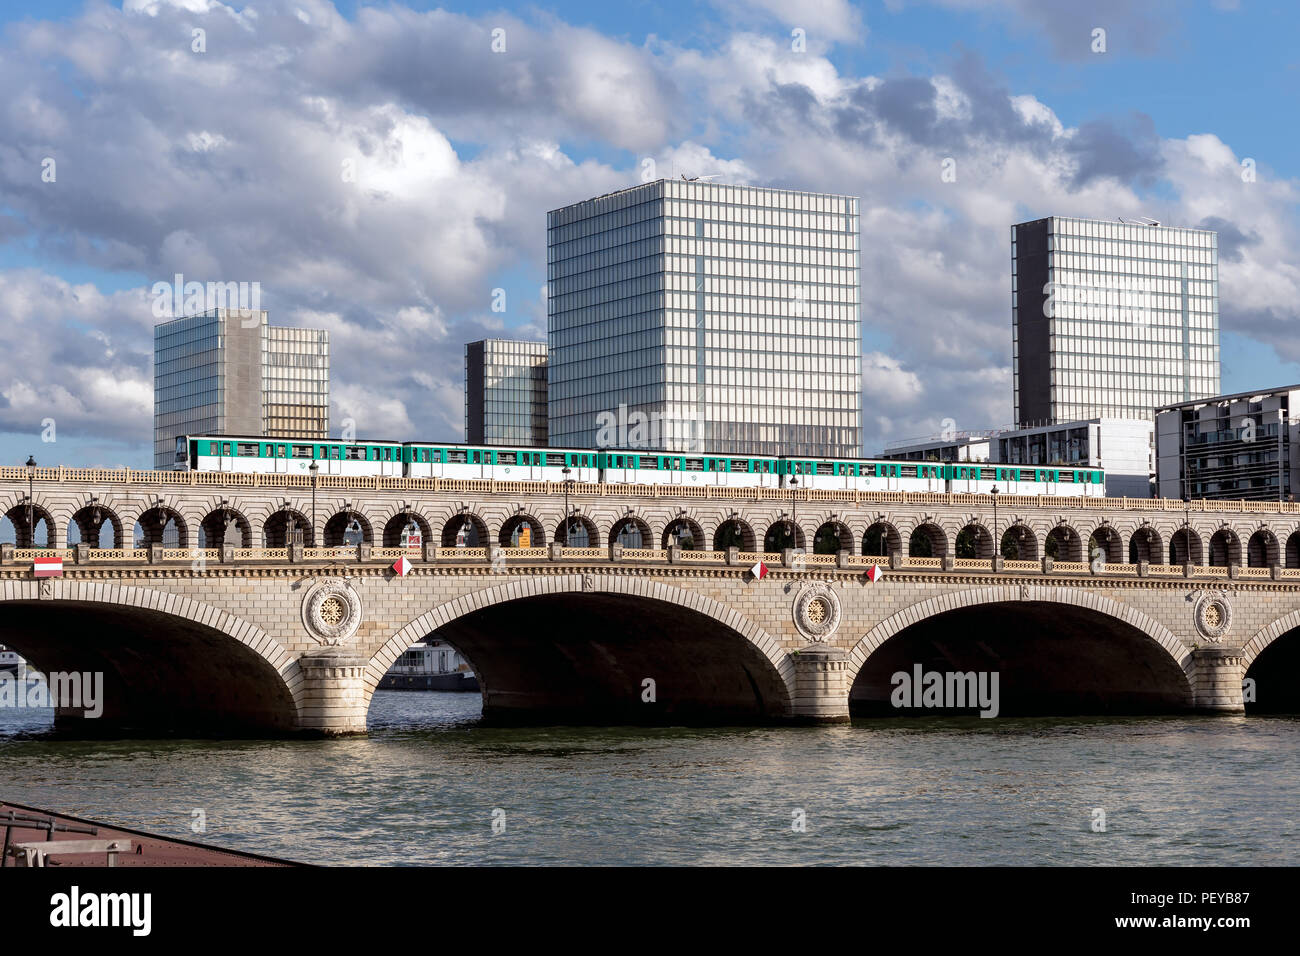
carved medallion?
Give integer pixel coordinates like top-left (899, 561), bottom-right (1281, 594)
top-left (1193, 590), bottom-right (1232, 643)
top-left (301, 578), bottom-right (362, 646)
top-left (793, 582), bottom-right (842, 642)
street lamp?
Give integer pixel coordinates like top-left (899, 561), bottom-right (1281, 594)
top-left (1182, 496), bottom-right (1191, 565)
top-left (990, 485), bottom-right (999, 565)
top-left (309, 460), bottom-right (319, 547)
top-left (562, 466), bottom-right (574, 545)
top-left (25, 455), bottom-right (36, 548)
top-left (788, 474), bottom-right (799, 551)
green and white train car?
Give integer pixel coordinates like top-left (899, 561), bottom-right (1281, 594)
top-left (180, 435), bottom-right (1106, 497)
top-left (181, 436), bottom-right (405, 476)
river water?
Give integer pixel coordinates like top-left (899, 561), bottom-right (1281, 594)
top-left (1, 688), bottom-right (1296, 866)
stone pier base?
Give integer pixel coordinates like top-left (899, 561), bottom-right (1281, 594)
top-left (1190, 647), bottom-right (1246, 714)
top-left (790, 643), bottom-right (850, 724)
top-left (296, 651), bottom-right (371, 736)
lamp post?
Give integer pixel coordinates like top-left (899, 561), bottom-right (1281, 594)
top-left (562, 467), bottom-right (575, 545)
top-left (1182, 496), bottom-right (1191, 565)
top-left (990, 485), bottom-right (999, 565)
top-left (25, 455), bottom-right (36, 548)
top-left (788, 475), bottom-right (799, 551)
top-left (309, 460), bottom-right (319, 547)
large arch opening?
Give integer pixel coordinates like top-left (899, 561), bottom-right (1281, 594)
top-left (1089, 526), bottom-right (1123, 565)
top-left (1209, 528), bottom-right (1241, 568)
top-left (908, 523), bottom-right (948, 558)
top-left (955, 523), bottom-right (994, 560)
top-left (382, 511), bottom-right (433, 548)
top-left (324, 510), bottom-right (372, 547)
top-left (377, 592), bottom-right (790, 725)
top-left (850, 601), bottom-right (1193, 717)
top-left (199, 508), bottom-right (252, 548)
top-left (499, 513), bottom-right (544, 548)
top-left (712, 518), bottom-right (755, 552)
top-left (1245, 630), bottom-right (1300, 715)
top-left (1044, 524), bottom-right (1082, 562)
top-left (763, 520), bottom-right (806, 552)
top-left (812, 520), bottom-right (852, 555)
top-left (610, 516), bottom-right (653, 549)
top-left (0, 599), bottom-right (298, 736)
top-left (1000, 524), bottom-right (1037, 560)
top-left (67, 503), bottom-right (123, 549)
top-left (263, 508), bottom-right (315, 547)
top-left (862, 521), bottom-right (902, 558)
top-left (1169, 528), bottom-right (1203, 566)
top-left (441, 513), bottom-right (488, 548)
top-left (134, 506), bottom-right (188, 548)
top-left (1248, 530), bottom-right (1280, 568)
top-left (557, 515), bottom-right (600, 548)
top-left (2, 504), bottom-right (56, 548)
top-left (1128, 526), bottom-right (1161, 565)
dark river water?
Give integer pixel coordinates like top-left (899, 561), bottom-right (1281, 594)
top-left (1, 687), bottom-right (1296, 865)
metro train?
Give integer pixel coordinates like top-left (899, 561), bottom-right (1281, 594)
top-left (178, 435), bottom-right (1107, 496)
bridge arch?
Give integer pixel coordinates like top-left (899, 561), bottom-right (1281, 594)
top-left (812, 520), bottom-right (852, 554)
top-left (1242, 609), bottom-right (1300, 714)
top-left (955, 522), bottom-right (994, 560)
top-left (499, 512), bottom-right (545, 548)
top-left (556, 514), bottom-right (601, 547)
top-left (1209, 528), bottom-right (1242, 567)
top-left (199, 506), bottom-right (253, 548)
top-left (0, 581), bottom-right (302, 734)
top-left (134, 504), bottom-right (189, 548)
top-left (1128, 525), bottom-right (1162, 564)
top-left (847, 586), bottom-right (1194, 715)
top-left (1044, 523), bottom-right (1083, 562)
top-left (441, 511), bottom-right (488, 548)
top-left (1248, 528), bottom-right (1280, 568)
top-left (712, 517), bottom-right (755, 552)
top-left (862, 520), bottom-right (902, 557)
top-left (764, 518), bottom-right (806, 552)
top-left (262, 507), bottom-right (315, 547)
top-left (380, 509), bottom-right (434, 547)
top-left (1089, 525), bottom-right (1123, 565)
top-left (68, 501), bottom-right (125, 549)
top-left (1000, 522), bottom-right (1037, 560)
top-left (1169, 527), bottom-right (1203, 565)
top-left (2, 499), bottom-right (57, 547)
top-left (369, 575), bottom-right (794, 724)
top-left (907, 521), bottom-right (948, 558)
top-left (325, 508), bottom-right (373, 547)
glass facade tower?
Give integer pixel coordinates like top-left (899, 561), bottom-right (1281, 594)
top-left (1012, 216), bottom-right (1219, 426)
top-left (153, 309), bottom-right (329, 468)
top-left (547, 179), bottom-right (861, 457)
top-left (464, 339), bottom-right (548, 446)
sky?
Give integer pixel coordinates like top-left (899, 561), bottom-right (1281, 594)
top-left (0, 0), bottom-right (1297, 468)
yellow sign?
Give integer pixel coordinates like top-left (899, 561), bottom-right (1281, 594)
top-left (518, 526), bottom-right (531, 548)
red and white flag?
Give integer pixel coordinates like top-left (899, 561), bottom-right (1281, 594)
top-left (749, 561), bottom-right (768, 580)
top-left (866, 563), bottom-right (884, 583)
top-left (33, 556), bottom-right (63, 578)
top-left (392, 556), bottom-right (412, 577)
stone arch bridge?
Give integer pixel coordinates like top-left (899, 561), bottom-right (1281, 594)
top-left (1, 465), bottom-right (1298, 735)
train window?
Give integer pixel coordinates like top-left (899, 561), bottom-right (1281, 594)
top-left (498, 451), bottom-right (517, 465)
top-left (345, 447), bottom-right (364, 460)
top-left (291, 445), bottom-right (312, 458)
top-left (221, 443), bottom-right (233, 457)
top-left (276, 445), bottom-right (286, 457)
top-left (685, 458), bottom-right (703, 471)
top-left (237, 443), bottom-right (258, 456)
top-left (816, 462), bottom-right (834, 475)
top-left (447, 449), bottom-right (467, 463)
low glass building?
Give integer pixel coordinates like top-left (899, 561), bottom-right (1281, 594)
top-left (464, 339), bottom-right (548, 446)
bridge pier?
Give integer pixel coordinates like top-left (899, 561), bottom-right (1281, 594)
top-left (1190, 647), bottom-right (1246, 714)
top-left (296, 650), bottom-right (370, 736)
top-left (790, 643), bottom-right (850, 724)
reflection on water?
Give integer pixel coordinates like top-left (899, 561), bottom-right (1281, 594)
top-left (1, 691), bottom-right (1296, 865)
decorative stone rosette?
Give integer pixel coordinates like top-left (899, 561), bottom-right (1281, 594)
top-left (301, 578), bottom-right (363, 646)
top-left (793, 582), bottom-right (843, 642)
top-left (1193, 591), bottom-right (1232, 643)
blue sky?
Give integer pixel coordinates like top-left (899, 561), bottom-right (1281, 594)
top-left (0, 0), bottom-right (1297, 469)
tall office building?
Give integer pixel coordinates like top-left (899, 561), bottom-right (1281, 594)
top-left (153, 308), bottom-right (329, 469)
top-left (464, 338), bottom-right (548, 446)
top-left (1012, 216), bottom-right (1219, 426)
top-left (547, 179), bottom-right (861, 457)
